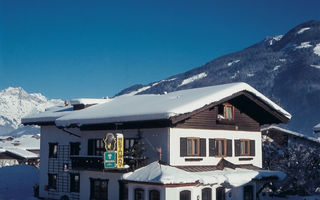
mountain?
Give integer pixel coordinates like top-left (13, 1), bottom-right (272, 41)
top-left (116, 20), bottom-right (320, 135)
top-left (0, 87), bottom-right (63, 136)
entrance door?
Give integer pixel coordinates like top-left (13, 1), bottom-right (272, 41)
top-left (243, 185), bottom-right (254, 200)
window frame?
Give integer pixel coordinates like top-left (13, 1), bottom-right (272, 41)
top-left (216, 187), bottom-right (226, 200)
top-left (215, 138), bottom-right (227, 157)
top-left (202, 187), bottom-right (212, 200)
top-left (70, 142), bottom-right (80, 156)
top-left (90, 178), bottom-right (108, 200)
top-left (48, 173), bottom-right (57, 190)
top-left (186, 137), bottom-right (200, 156)
top-left (70, 173), bottom-right (80, 193)
top-left (49, 143), bottom-right (58, 158)
top-left (149, 190), bottom-right (160, 200)
top-left (134, 188), bottom-right (145, 200)
top-left (124, 138), bottom-right (138, 152)
top-left (240, 139), bottom-right (250, 156)
top-left (180, 190), bottom-right (191, 200)
top-left (224, 104), bottom-right (234, 120)
top-left (88, 139), bottom-right (105, 156)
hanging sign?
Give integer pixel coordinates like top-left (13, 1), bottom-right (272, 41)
top-left (103, 133), bottom-right (124, 169)
top-left (116, 133), bottom-right (124, 169)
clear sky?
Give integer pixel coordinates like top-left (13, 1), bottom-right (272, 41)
top-left (0, 0), bottom-right (320, 100)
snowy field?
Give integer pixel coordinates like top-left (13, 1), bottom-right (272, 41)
top-left (0, 165), bottom-right (39, 200)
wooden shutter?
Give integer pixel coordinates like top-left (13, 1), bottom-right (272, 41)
top-left (235, 140), bottom-right (240, 156)
top-left (209, 139), bottom-right (216, 156)
top-left (88, 139), bottom-right (94, 155)
top-left (226, 139), bottom-right (232, 157)
top-left (250, 140), bottom-right (255, 156)
top-left (180, 138), bottom-right (187, 157)
top-left (200, 138), bottom-right (206, 157)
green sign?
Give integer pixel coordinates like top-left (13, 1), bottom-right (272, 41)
top-left (104, 152), bottom-right (116, 161)
top-left (104, 152), bottom-right (116, 169)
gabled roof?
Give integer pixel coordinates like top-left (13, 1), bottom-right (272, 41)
top-left (22, 82), bottom-right (291, 128)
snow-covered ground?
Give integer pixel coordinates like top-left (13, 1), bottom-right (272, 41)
top-left (0, 165), bottom-right (39, 200)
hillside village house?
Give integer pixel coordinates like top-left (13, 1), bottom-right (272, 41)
top-left (22, 82), bottom-right (291, 200)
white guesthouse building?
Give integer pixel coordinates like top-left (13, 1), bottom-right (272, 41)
top-left (22, 82), bottom-right (291, 200)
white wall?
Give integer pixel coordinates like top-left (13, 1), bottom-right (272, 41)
top-left (169, 128), bottom-right (262, 168)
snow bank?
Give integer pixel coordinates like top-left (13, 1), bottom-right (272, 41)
top-left (179, 72), bottom-right (207, 87)
top-left (0, 165), bottom-right (39, 200)
top-left (70, 98), bottom-right (111, 105)
top-left (311, 65), bottom-right (320, 69)
top-left (227, 60), bottom-right (240, 67)
top-left (295, 42), bottom-right (312, 49)
top-left (297, 27), bottom-right (311, 34)
top-left (314, 43), bottom-right (320, 56)
top-left (54, 82), bottom-right (291, 127)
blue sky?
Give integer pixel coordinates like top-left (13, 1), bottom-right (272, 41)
top-left (0, 0), bottom-right (320, 99)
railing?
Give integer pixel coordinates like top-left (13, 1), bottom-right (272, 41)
top-left (71, 156), bottom-right (104, 171)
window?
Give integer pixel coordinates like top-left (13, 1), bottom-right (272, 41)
top-left (134, 188), bottom-right (145, 200)
top-left (235, 140), bottom-right (255, 157)
top-left (88, 139), bottom-right (105, 156)
top-left (124, 138), bottom-right (138, 151)
top-left (149, 190), bottom-right (160, 200)
top-left (119, 181), bottom-right (128, 200)
top-left (90, 178), bottom-right (108, 200)
top-left (202, 188), bottom-right (212, 200)
top-left (240, 140), bottom-right (250, 156)
top-left (218, 104), bottom-right (234, 120)
top-left (70, 142), bottom-right (80, 156)
top-left (187, 137), bottom-right (200, 156)
top-left (48, 173), bottom-right (57, 190)
top-left (216, 187), bottom-right (225, 200)
top-left (70, 173), bottom-right (80, 193)
top-left (216, 139), bottom-right (226, 157)
top-left (244, 185), bottom-right (254, 200)
top-left (49, 143), bottom-right (58, 158)
top-left (180, 190), bottom-right (191, 200)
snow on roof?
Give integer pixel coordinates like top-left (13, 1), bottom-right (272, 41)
top-left (261, 125), bottom-right (320, 144)
top-left (314, 123), bottom-right (320, 133)
top-left (21, 106), bottom-right (73, 124)
top-left (0, 135), bottom-right (40, 150)
top-left (70, 98), bottom-right (111, 105)
top-left (4, 148), bottom-right (38, 159)
top-left (55, 82), bottom-right (291, 127)
top-left (122, 161), bottom-right (201, 184)
top-left (122, 161), bottom-right (285, 186)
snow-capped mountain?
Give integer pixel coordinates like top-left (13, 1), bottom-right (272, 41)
top-left (0, 87), bottom-right (63, 136)
top-left (116, 20), bottom-right (320, 135)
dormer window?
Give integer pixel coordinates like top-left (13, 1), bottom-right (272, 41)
top-left (218, 104), bottom-right (234, 120)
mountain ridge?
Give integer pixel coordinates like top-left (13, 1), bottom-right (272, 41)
top-left (0, 87), bottom-right (63, 136)
top-left (116, 20), bottom-right (320, 135)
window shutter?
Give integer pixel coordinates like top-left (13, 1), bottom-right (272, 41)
top-left (250, 140), bottom-right (255, 156)
top-left (88, 139), bottom-right (94, 155)
top-left (180, 138), bottom-right (187, 157)
top-left (209, 139), bottom-right (216, 156)
top-left (200, 138), bottom-right (206, 157)
top-left (227, 139), bottom-right (232, 157)
top-left (235, 140), bottom-right (240, 156)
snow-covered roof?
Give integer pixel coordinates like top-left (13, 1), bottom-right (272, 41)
top-left (55, 82), bottom-right (291, 127)
top-left (4, 148), bottom-right (39, 159)
top-left (0, 135), bottom-right (40, 150)
top-left (122, 161), bottom-right (201, 184)
top-left (314, 123), bottom-right (320, 133)
top-left (261, 125), bottom-right (320, 144)
top-left (122, 161), bottom-right (285, 186)
top-left (70, 98), bottom-right (111, 105)
top-left (22, 106), bottom-right (73, 124)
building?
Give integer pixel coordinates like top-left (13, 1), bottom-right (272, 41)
top-left (22, 82), bottom-right (291, 200)
top-left (261, 125), bottom-right (320, 148)
top-left (0, 135), bottom-right (40, 167)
